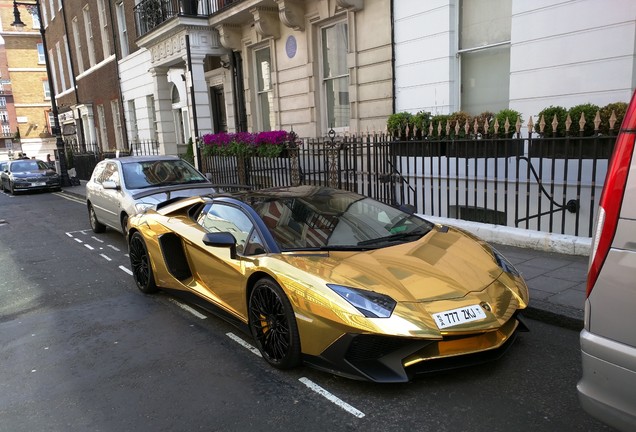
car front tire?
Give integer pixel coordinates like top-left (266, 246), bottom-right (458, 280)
top-left (129, 232), bottom-right (158, 294)
top-left (248, 277), bottom-right (301, 370)
top-left (88, 204), bottom-right (106, 233)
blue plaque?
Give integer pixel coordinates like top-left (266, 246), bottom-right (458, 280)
top-left (285, 35), bottom-right (297, 59)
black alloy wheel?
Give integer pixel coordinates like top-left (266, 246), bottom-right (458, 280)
top-left (88, 204), bottom-right (106, 233)
top-left (248, 278), bottom-right (301, 369)
top-left (129, 232), bottom-right (158, 294)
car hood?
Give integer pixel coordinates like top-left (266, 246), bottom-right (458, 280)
top-left (281, 227), bottom-right (505, 303)
top-left (131, 183), bottom-right (216, 203)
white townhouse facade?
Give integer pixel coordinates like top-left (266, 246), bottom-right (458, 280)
top-left (394, 0), bottom-right (636, 123)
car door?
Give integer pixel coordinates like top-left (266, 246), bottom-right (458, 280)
top-left (185, 202), bottom-right (265, 320)
top-left (89, 161), bottom-right (122, 229)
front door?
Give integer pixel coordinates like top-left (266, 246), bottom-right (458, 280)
top-left (211, 86), bottom-right (227, 133)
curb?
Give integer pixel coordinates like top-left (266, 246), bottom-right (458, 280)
top-left (524, 301), bottom-right (583, 331)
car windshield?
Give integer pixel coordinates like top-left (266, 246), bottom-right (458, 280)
top-left (121, 159), bottom-right (208, 190)
top-left (251, 190), bottom-right (433, 251)
top-left (11, 160), bottom-right (49, 172)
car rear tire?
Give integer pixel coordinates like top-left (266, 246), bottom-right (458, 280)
top-left (88, 204), bottom-right (106, 233)
top-left (248, 277), bottom-right (301, 370)
top-left (129, 232), bottom-right (158, 294)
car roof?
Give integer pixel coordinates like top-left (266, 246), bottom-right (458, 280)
top-left (106, 155), bottom-right (181, 164)
top-left (230, 185), bottom-right (359, 200)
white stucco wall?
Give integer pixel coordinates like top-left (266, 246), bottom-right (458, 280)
top-left (393, 0), bottom-right (636, 120)
top-left (118, 49), bottom-right (155, 142)
top-left (509, 0), bottom-right (636, 118)
top-left (394, 0), bottom-right (456, 115)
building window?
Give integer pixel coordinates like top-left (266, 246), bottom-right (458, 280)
top-left (72, 18), bottom-right (84, 73)
top-left (31, 11), bottom-right (41, 29)
top-left (254, 47), bottom-right (274, 131)
top-left (37, 43), bottom-right (45, 64)
top-left (48, 111), bottom-right (55, 134)
top-left (63, 35), bottom-right (73, 83)
top-left (321, 21), bottom-right (349, 130)
top-left (111, 100), bottom-right (124, 149)
top-left (96, 104), bottom-right (107, 150)
top-left (83, 6), bottom-right (96, 67)
top-left (43, 81), bottom-right (51, 100)
top-left (55, 42), bottom-right (66, 91)
top-left (458, 0), bottom-right (511, 114)
top-left (127, 100), bottom-right (138, 142)
top-left (97, 0), bottom-right (111, 57)
top-left (116, 2), bottom-right (129, 57)
top-left (40, 3), bottom-right (47, 27)
top-left (147, 96), bottom-right (157, 141)
top-left (48, 49), bottom-right (57, 95)
top-left (0, 97), bottom-right (6, 107)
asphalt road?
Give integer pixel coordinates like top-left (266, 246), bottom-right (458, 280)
top-left (0, 190), bottom-right (612, 432)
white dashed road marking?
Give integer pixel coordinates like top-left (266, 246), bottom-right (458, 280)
top-left (226, 332), bottom-right (262, 357)
top-left (169, 299), bottom-right (207, 320)
top-left (119, 265), bottom-right (132, 275)
top-left (298, 378), bottom-right (365, 418)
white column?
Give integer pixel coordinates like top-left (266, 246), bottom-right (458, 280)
top-left (150, 67), bottom-right (178, 156)
top-left (187, 53), bottom-right (213, 136)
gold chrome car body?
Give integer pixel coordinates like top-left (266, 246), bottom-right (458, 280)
top-left (128, 187), bottom-right (529, 382)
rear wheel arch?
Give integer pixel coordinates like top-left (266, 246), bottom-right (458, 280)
top-left (120, 212), bottom-right (129, 234)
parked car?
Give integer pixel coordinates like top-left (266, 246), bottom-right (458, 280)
top-left (127, 185), bottom-right (529, 382)
top-left (0, 159), bottom-right (61, 195)
top-left (577, 89), bottom-right (636, 432)
top-left (86, 155), bottom-right (214, 235)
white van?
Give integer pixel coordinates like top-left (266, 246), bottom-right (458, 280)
top-left (577, 90), bottom-right (636, 431)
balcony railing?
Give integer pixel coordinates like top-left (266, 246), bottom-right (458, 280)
top-left (134, 0), bottom-right (244, 37)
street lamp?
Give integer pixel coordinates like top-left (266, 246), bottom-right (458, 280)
top-left (11, 0), bottom-right (70, 187)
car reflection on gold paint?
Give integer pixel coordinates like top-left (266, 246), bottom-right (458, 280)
top-left (127, 185), bottom-right (529, 383)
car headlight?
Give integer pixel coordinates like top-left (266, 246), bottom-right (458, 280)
top-left (493, 249), bottom-right (520, 277)
top-left (135, 202), bottom-right (154, 212)
top-left (327, 284), bottom-right (396, 318)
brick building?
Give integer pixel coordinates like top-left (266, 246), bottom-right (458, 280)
top-left (42, 0), bottom-right (124, 154)
top-left (0, 0), bottom-right (54, 160)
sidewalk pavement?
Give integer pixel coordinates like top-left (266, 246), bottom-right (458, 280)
top-left (62, 181), bottom-right (588, 330)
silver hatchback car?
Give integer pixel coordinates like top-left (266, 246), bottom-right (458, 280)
top-left (86, 156), bottom-right (214, 234)
top-left (578, 90), bottom-right (636, 431)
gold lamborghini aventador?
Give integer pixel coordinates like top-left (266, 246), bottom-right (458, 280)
top-left (127, 185), bottom-right (529, 383)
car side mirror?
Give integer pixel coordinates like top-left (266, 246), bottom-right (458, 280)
top-left (398, 203), bottom-right (416, 215)
top-left (202, 232), bottom-right (237, 259)
top-left (102, 180), bottom-right (120, 190)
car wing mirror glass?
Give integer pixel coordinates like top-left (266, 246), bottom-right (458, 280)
top-left (202, 232), bottom-right (237, 259)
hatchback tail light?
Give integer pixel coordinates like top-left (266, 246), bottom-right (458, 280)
top-left (587, 91), bottom-right (636, 297)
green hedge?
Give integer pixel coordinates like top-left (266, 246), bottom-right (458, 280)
top-left (388, 101), bottom-right (627, 139)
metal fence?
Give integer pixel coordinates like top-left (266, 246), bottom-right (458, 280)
top-left (201, 133), bottom-right (616, 238)
top-left (64, 140), bottom-right (161, 180)
top-left (134, 0), bottom-right (242, 37)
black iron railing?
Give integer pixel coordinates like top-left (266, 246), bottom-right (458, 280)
top-left (134, 0), bottom-right (244, 37)
top-left (201, 133), bottom-right (616, 238)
